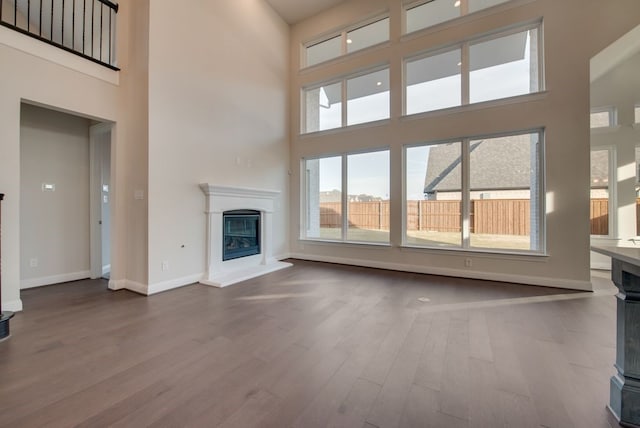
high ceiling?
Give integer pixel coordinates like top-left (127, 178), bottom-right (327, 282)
top-left (265, 0), bottom-right (348, 24)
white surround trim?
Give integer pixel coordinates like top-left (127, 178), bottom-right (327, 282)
top-left (199, 184), bottom-right (292, 288)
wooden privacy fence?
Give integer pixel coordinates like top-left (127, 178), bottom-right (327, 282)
top-left (320, 198), bottom-right (631, 236)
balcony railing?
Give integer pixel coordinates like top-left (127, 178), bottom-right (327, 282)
top-left (0, 0), bottom-right (119, 69)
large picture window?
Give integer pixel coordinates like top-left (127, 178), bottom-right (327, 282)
top-left (405, 130), bottom-right (544, 253)
top-left (303, 67), bottom-right (390, 134)
top-left (304, 150), bottom-right (390, 244)
top-left (404, 23), bottom-right (542, 115)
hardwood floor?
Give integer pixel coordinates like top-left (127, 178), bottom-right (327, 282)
top-left (0, 261), bottom-right (621, 428)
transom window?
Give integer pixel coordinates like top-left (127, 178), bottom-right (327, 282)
top-left (405, 130), bottom-right (545, 253)
top-left (405, 23), bottom-right (542, 115)
top-left (303, 67), bottom-right (390, 134)
top-left (304, 17), bottom-right (389, 68)
top-left (405, 0), bottom-right (511, 34)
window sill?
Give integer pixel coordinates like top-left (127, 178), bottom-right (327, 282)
top-left (299, 238), bottom-right (391, 249)
top-left (300, 118), bottom-right (392, 138)
top-left (300, 41), bottom-right (392, 74)
top-left (591, 125), bottom-right (622, 135)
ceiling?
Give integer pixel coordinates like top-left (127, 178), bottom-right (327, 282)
top-left (265, 0), bottom-right (348, 24)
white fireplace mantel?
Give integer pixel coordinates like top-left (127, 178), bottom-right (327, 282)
top-left (199, 184), bottom-right (291, 288)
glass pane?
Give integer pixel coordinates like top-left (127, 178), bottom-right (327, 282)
top-left (468, 0), bottom-right (510, 13)
top-left (306, 35), bottom-right (341, 67)
top-left (406, 0), bottom-right (461, 34)
top-left (406, 49), bottom-right (462, 114)
top-left (304, 82), bottom-right (342, 133)
top-left (406, 143), bottom-right (462, 247)
top-left (347, 151), bottom-right (390, 243)
top-left (590, 111), bottom-right (611, 128)
top-left (590, 150), bottom-right (609, 236)
top-left (635, 105), bottom-right (640, 124)
top-left (470, 29), bottom-right (539, 103)
top-left (469, 133), bottom-right (540, 250)
top-left (347, 18), bottom-right (389, 53)
top-left (306, 157), bottom-right (342, 240)
top-left (347, 69), bottom-right (390, 126)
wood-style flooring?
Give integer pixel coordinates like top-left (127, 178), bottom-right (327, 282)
top-left (0, 260), bottom-right (621, 427)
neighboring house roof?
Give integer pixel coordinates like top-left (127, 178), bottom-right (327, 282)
top-left (424, 137), bottom-right (533, 194)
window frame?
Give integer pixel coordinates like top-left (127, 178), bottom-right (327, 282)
top-left (589, 146), bottom-right (616, 238)
top-left (403, 20), bottom-right (544, 116)
top-left (301, 148), bottom-right (392, 245)
top-left (402, 128), bottom-right (546, 255)
top-left (302, 14), bottom-right (390, 69)
top-left (301, 64), bottom-right (391, 135)
top-left (590, 107), bottom-right (617, 129)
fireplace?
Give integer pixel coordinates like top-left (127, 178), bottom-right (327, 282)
top-left (199, 184), bottom-right (291, 288)
top-left (223, 210), bottom-right (260, 261)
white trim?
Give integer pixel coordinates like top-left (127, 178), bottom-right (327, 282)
top-left (288, 253), bottom-right (592, 291)
top-left (590, 262), bottom-right (611, 270)
top-left (0, 26), bottom-right (119, 85)
top-left (21, 271), bottom-right (90, 289)
top-left (2, 299), bottom-right (23, 312)
top-left (108, 279), bottom-right (126, 291)
top-left (148, 273), bottom-right (203, 295)
top-left (121, 280), bottom-right (148, 296)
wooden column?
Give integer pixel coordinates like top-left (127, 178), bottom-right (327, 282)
top-left (0, 193), bottom-right (15, 340)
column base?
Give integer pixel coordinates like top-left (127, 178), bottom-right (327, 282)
top-left (610, 373), bottom-right (640, 427)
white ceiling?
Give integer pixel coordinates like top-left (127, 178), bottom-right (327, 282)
top-left (265, 0), bottom-right (348, 24)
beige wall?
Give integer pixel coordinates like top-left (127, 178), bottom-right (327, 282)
top-left (288, 0), bottom-right (640, 289)
top-left (20, 104), bottom-right (91, 288)
top-left (146, 1), bottom-right (290, 290)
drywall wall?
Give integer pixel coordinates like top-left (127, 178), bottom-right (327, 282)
top-left (20, 104), bottom-right (91, 288)
top-left (287, 0), bottom-right (640, 289)
top-left (0, 0), bottom-right (148, 310)
top-left (146, 1), bottom-right (290, 290)
top-left (590, 49), bottom-right (640, 268)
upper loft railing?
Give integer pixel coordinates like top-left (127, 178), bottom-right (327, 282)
top-left (0, 0), bottom-right (119, 70)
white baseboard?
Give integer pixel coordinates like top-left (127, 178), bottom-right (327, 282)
top-left (2, 299), bottom-right (23, 312)
top-left (21, 270), bottom-right (91, 289)
top-left (108, 279), bottom-right (126, 291)
top-left (148, 273), bottom-right (204, 295)
top-left (590, 262), bottom-right (611, 270)
top-left (288, 253), bottom-right (592, 291)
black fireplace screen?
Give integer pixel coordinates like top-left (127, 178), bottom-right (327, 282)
top-left (223, 210), bottom-right (261, 261)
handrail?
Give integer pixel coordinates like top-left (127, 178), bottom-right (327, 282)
top-left (0, 0), bottom-right (120, 69)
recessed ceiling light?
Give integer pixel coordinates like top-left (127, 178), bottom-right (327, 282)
top-left (454, 0), bottom-right (461, 7)
top-left (346, 39), bottom-right (353, 44)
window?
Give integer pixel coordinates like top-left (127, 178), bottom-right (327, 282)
top-left (635, 105), bottom-right (640, 124)
top-left (405, 130), bottom-right (544, 253)
top-left (590, 149), bottom-right (610, 236)
top-left (304, 17), bottom-right (389, 68)
top-left (404, 24), bottom-right (542, 115)
top-left (405, 0), bottom-right (510, 34)
top-left (303, 67), bottom-right (390, 134)
top-left (304, 150), bottom-right (390, 243)
top-left (590, 108), bottom-right (616, 128)
top-left (469, 28), bottom-right (539, 103)
top-left (406, 48), bottom-right (462, 114)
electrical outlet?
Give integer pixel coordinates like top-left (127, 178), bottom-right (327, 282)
top-left (161, 261), bottom-right (169, 271)
top-left (465, 258), bottom-right (472, 268)
top-left (30, 258), bottom-right (38, 268)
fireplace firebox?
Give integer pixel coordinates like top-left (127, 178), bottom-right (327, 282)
top-left (223, 210), bottom-right (261, 261)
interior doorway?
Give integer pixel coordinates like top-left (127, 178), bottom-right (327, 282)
top-left (90, 124), bottom-right (112, 280)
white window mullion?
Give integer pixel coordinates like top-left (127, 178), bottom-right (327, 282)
top-left (341, 154), bottom-right (348, 241)
top-left (461, 139), bottom-right (471, 248)
top-left (461, 42), bottom-right (470, 106)
top-left (341, 79), bottom-right (348, 127)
